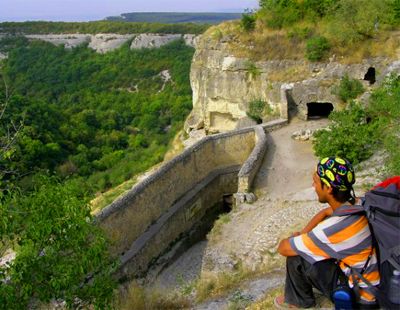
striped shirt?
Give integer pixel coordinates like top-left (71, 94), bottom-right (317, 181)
top-left (289, 205), bottom-right (380, 303)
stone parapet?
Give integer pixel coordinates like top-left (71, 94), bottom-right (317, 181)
top-left (97, 126), bottom-right (256, 255)
top-left (96, 119), bottom-right (287, 277)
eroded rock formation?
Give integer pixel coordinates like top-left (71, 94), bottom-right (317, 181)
top-left (185, 32), bottom-right (400, 133)
top-left (15, 33), bottom-right (200, 53)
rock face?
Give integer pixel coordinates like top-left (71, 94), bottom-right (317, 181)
top-left (89, 33), bottom-right (134, 53)
top-left (185, 33), bottom-right (400, 133)
top-left (130, 33), bottom-right (182, 49)
top-left (25, 34), bottom-right (91, 48)
top-left (13, 33), bottom-right (200, 52)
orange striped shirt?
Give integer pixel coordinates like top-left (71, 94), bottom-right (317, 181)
top-left (289, 207), bottom-right (380, 303)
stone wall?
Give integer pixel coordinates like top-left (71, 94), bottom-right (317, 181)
top-left (96, 119), bottom-right (287, 277)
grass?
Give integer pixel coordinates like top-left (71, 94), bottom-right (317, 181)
top-left (207, 20), bottom-right (400, 64)
top-left (116, 282), bottom-right (191, 310)
top-left (267, 64), bottom-right (310, 82)
top-left (90, 177), bottom-right (138, 214)
top-left (207, 213), bottom-right (231, 243)
top-left (195, 261), bottom-right (257, 303)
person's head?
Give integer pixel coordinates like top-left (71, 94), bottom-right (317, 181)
top-left (313, 156), bottom-right (356, 204)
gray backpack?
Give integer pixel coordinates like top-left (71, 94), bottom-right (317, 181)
top-left (337, 177), bottom-right (400, 308)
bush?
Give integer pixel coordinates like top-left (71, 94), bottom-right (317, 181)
top-left (246, 99), bottom-right (266, 123)
top-left (367, 74), bottom-right (400, 174)
top-left (241, 12), bottom-right (256, 32)
top-left (313, 75), bottom-right (400, 174)
top-left (333, 74), bottom-right (365, 102)
top-left (305, 36), bottom-right (330, 61)
top-left (313, 102), bottom-right (378, 164)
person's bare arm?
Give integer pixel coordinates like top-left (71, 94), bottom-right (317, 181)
top-left (277, 238), bottom-right (298, 256)
top-left (299, 207), bottom-right (332, 234)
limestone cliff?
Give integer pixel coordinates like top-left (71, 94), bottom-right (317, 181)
top-left (184, 27), bottom-right (400, 133)
top-left (14, 33), bottom-right (200, 53)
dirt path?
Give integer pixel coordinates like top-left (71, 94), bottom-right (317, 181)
top-left (254, 117), bottom-right (329, 198)
top-left (151, 118), bottom-right (330, 292)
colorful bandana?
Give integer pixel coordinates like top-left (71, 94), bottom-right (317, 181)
top-left (317, 157), bottom-right (355, 191)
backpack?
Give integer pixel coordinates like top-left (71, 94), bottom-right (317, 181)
top-left (336, 176), bottom-right (400, 308)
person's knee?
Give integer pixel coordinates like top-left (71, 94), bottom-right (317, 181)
top-left (286, 255), bottom-right (304, 273)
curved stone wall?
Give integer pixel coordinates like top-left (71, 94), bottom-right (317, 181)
top-left (96, 119), bottom-right (287, 277)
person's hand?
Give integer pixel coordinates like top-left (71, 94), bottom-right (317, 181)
top-left (291, 231), bottom-right (301, 237)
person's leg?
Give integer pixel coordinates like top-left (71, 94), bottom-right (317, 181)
top-left (284, 256), bottom-right (339, 308)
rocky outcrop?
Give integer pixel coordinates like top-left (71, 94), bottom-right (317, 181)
top-left (130, 33), bottom-right (181, 49)
top-left (185, 32), bottom-right (400, 133)
top-left (16, 33), bottom-right (200, 52)
top-left (130, 33), bottom-right (200, 49)
top-left (25, 34), bottom-right (91, 48)
top-left (89, 34), bottom-right (134, 53)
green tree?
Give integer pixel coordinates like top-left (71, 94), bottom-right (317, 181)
top-left (0, 175), bottom-right (116, 308)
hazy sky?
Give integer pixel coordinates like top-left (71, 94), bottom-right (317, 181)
top-left (0, 0), bottom-right (259, 22)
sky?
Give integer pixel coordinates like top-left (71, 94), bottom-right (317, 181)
top-left (0, 0), bottom-right (259, 22)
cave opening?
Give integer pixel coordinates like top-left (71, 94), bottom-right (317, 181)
top-left (364, 67), bottom-right (376, 85)
top-left (307, 102), bottom-right (334, 120)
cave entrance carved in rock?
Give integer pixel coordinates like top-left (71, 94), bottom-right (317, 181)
top-left (364, 67), bottom-right (376, 85)
top-left (306, 102), bottom-right (334, 120)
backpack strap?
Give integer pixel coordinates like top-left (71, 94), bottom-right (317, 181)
top-left (388, 244), bottom-right (400, 270)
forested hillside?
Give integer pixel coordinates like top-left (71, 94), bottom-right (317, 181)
top-left (0, 33), bottom-right (198, 307)
top-left (0, 20), bottom-right (208, 34)
top-left (0, 37), bottom-right (195, 194)
top-left (107, 12), bottom-right (242, 24)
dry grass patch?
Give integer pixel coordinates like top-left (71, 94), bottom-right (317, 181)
top-left (195, 263), bottom-right (257, 303)
top-left (206, 213), bottom-right (231, 244)
top-left (230, 29), bottom-right (306, 61)
top-left (90, 177), bottom-right (138, 214)
top-left (206, 20), bottom-right (400, 64)
top-left (331, 32), bottom-right (400, 64)
top-left (267, 64), bottom-right (310, 82)
top-left (117, 282), bottom-right (191, 310)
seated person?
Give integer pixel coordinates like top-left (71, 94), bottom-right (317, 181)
top-left (275, 156), bottom-right (379, 309)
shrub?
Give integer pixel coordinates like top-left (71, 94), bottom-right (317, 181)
top-left (241, 12), bottom-right (256, 32)
top-left (314, 75), bottom-right (399, 173)
top-left (313, 102), bottom-right (378, 164)
top-left (246, 99), bottom-right (266, 123)
top-left (367, 74), bottom-right (400, 174)
top-left (305, 36), bottom-right (330, 61)
top-left (333, 74), bottom-right (365, 103)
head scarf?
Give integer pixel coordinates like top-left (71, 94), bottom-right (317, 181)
top-left (317, 157), bottom-right (355, 191)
